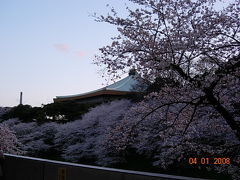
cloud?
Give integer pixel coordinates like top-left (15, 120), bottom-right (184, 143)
top-left (53, 44), bottom-right (86, 59)
top-left (54, 44), bottom-right (69, 52)
top-left (74, 51), bottom-right (85, 58)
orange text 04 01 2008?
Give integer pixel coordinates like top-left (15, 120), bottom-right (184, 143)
top-left (188, 157), bottom-right (231, 165)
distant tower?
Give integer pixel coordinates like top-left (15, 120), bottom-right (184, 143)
top-left (20, 92), bottom-right (23, 105)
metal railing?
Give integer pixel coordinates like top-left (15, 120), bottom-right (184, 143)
top-left (1, 154), bottom-right (210, 180)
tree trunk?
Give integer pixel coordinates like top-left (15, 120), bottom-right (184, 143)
top-left (204, 89), bottom-right (240, 141)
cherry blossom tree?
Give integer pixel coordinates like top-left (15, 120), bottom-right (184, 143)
top-left (95, 0), bottom-right (240, 140)
top-left (105, 95), bottom-right (240, 179)
top-left (55, 99), bottom-right (133, 164)
top-left (0, 107), bottom-right (21, 155)
top-left (94, 0), bottom-right (240, 178)
top-left (2, 100), bottom-right (133, 163)
top-left (0, 123), bottom-right (22, 155)
top-left (3, 118), bottom-right (58, 156)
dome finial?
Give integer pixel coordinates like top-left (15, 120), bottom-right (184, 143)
top-left (129, 68), bottom-right (136, 76)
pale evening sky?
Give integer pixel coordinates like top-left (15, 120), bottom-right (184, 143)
top-left (0, 0), bottom-right (134, 107)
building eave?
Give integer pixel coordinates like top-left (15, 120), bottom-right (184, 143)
top-left (53, 89), bottom-right (139, 103)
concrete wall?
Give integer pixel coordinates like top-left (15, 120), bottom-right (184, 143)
top-left (2, 154), bottom-right (209, 180)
